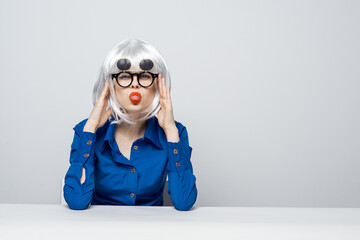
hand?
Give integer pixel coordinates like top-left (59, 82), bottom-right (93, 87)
top-left (84, 81), bottom-right (112, 133)
top-left (157, 74), bottom-right (176, 131)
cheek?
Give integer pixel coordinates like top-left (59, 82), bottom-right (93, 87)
top-left (114, 88), bottom-right (127, 102)
top-left (146, 88), bottom-right (156, 101)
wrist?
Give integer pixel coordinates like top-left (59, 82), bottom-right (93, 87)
top-left (83, 122), bottom-right (97, 133)
top-left (164, 124), bottom-right (177, 133)
top-left (165, 126), bottom-right (180, 143)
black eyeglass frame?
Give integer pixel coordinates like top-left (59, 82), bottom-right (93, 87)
top-left (111, 71), bottom-right (159, 88)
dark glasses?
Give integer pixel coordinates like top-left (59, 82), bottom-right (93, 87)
top-left (111, 58), bottom-right (159, 88)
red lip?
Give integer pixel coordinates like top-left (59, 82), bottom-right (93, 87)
top-left (129, 92), bottom-right (142, 104)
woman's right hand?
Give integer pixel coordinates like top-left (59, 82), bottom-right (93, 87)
top-left (83, 81), bottom-right (112, 133)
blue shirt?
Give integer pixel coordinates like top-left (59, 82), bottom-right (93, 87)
top-left (63, 115), bottom-right (197, 211)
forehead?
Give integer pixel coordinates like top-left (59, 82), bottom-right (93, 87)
top-left (118, 67), bottom-right (157, 74)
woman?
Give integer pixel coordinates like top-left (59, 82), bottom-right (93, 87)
top-left (63, 39), bottom-right (197, 211)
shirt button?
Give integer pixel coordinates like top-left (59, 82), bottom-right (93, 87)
top-left (87, 140), bottom-right (92, 145)
top-left (133, 145), bottom-right (138, 150)
top-left (130, 193), bottom-right (135, 198)
top-left (84, 153), bottom-right (89, 158)
top-left (176, 162), bottom-right (181, 167)
top-left (173, 149), bottom-right (178, 154)
top-left (131, 168), bottom-right (136, 173)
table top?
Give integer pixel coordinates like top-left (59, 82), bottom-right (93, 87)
top-left (1, 204), bottom-right (359, 240)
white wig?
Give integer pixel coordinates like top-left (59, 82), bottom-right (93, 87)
top-left (92, 39), bottom-right (171, 126)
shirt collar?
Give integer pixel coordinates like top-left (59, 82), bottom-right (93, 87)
top-left (101, 115), bottom-right (163, 153)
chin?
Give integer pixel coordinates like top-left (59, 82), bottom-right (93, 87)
top-left (129, 102), bottom-right (142, 107)
top-left (125, 102), bottom-right (144, 111)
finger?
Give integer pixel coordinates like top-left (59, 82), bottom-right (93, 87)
top-left (159, 74), bottom-right (165, 98)
top-left (166, 86), bottom-right (170, 101)
top-left (158, 74), bottom-right (163, 96)
top-left (105, 81), bottom-right (110, 92)
top-left (164, 82), bottom-right (168, 100)
top-left (161, 75), bottom-right (167, 98)
top-left (101, 82), bottom-right (108, 97)
top-left (103, 81), bottom-right (109, 90)
top-left (157, 74), bottom-right (161, 95)
top-left (106, 108), bottom-right (112, 117)
top-left (102, 81), bottom-right (110, 98)
top-left (164, 80), bottom-right (168, 101)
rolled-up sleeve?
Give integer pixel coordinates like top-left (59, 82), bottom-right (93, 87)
top-left (166, 126), bottom-right (197, 211)
top-left (63, 122), bottom-right (96, 210)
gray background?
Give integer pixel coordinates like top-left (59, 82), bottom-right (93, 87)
top-left (0, 0), bottom-right (359, 207)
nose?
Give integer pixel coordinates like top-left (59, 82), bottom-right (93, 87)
top-left (130, 75), bottom-right (140, 89)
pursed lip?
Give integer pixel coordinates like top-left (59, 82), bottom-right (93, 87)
top-left (129, 92), bottom-right (142, 104)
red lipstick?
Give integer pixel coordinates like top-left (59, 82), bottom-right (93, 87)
top-left (129, 92), bottom-right (142, 104)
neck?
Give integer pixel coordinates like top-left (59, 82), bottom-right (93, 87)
top-left (116, 118), bottom-right (148, 139)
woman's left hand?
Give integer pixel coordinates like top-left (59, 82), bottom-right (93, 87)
top-left (157, 74), bottom-right (176, 131)
top-left (157, 74), bottom-right (180, 143)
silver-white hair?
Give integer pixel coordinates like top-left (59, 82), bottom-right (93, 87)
top-left (92, 39), bottom-right (171, 126)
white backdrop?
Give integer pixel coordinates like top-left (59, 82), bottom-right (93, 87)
top-left (0, 0), bottom-right (359, 207)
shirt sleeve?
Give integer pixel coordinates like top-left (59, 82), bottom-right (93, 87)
top-left (63, 123), bottom-right (96, 210)
top-left (166, 125), bottom-right (198, 211)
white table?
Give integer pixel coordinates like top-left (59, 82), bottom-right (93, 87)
top-left (0, 204), bottom-right (359, 240)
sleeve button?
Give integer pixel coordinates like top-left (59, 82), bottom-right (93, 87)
top-left (84, 153), bottom-right (89, 158)
top-left (130, 193), bottom-right (135, 198)
top-left (87, 140), bottom-right (92, 145)
top-left (173, 149), bottom-right (178, 154)
top-left (176, 162), bottom-right (181, 167)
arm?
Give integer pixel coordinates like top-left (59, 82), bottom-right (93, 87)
top-left (63, 122), bottom-right (97, 210)
top-left (166, 126), bottom-right (198, 211)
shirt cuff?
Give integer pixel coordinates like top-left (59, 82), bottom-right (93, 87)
top-left (166, 140), bottom-right (191, 175)
top-left (73, 131), bottom-right (97, 166)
